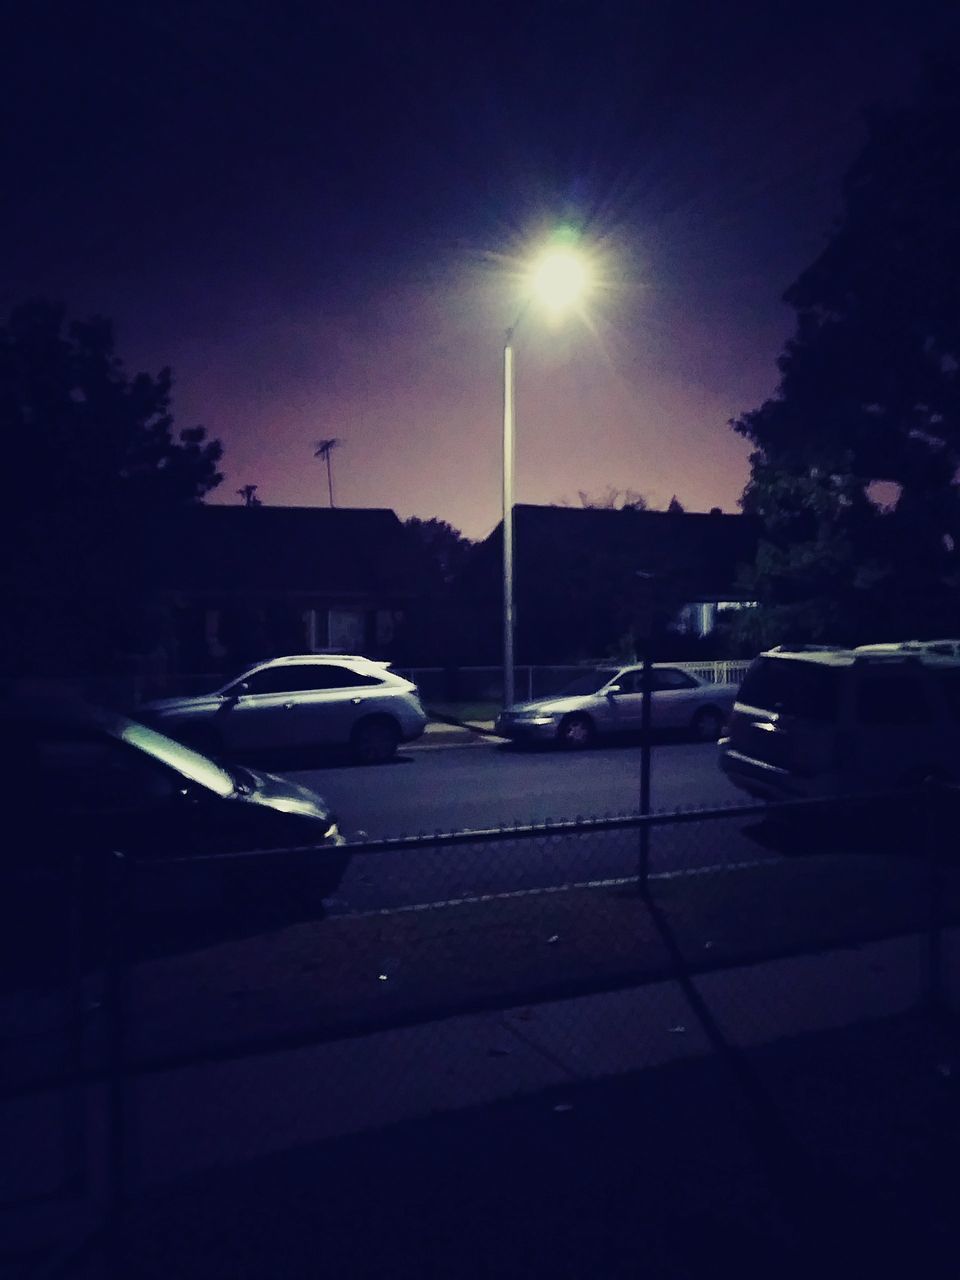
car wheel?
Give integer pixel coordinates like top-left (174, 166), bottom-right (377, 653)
top-left (351, 716), bottom-right (401, 764)
top-left (691, 707), bottom-right (725, 742)
top-left (557, 713), bottom-right (596, 750)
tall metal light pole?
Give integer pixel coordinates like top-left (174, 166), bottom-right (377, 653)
top-left (502, 327), bottom-right (517, 709)
top-left (501, 241), bottom-right (591, 711)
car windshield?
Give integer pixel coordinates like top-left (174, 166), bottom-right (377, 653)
top-left (558, 669), bottom-right (621, 696)
top-left (119, 720), bottom-right (236, 797)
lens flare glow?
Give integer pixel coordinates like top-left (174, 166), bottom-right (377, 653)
top-left (529, 246), bottom-right (591, 315)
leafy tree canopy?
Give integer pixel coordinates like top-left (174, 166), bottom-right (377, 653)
top-left (566, 486), bottom-right (649, 510)
top-left (733, 61), bottom-right (960, 644)
top-left (404, 517), bottom-right (475, 587)
top-left (1, 300), bottom-right (222, 517)
top-left (0, 300), bottom-right (223, 673)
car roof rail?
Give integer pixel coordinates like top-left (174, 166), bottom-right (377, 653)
top-left (767, 643), bottom-right (847, 653)
top-left (853, 652), bottom-right (922, 665)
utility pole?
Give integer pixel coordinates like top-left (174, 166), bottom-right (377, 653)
top-left (635, 570), bottom-right (659, 894)
top-left (314, 438), bottom-right (342, 507)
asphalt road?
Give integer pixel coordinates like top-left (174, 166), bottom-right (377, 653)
top-left (287, 740), bottom-right (768, 915)
top-left (291, 739), bottom-right (744, 840)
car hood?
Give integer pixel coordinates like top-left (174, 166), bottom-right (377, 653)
top-left (502, 695), bottom-right (594, 715)
top-left (237, 768), bottom-right (336, 826)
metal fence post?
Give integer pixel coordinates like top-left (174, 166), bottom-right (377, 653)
top-left (104, 850), bottom-right (130, 1278)
top-left (62, 851), bottom-right (87, 1194)
top-left (925, 781), bottom-right (945, 1015)
top-left (638, 648), bottom-right (653, 893)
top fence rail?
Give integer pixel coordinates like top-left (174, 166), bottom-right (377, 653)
top-left (4, 659), bottom-right (751, 709)
top-left (393, 661), bottom-right (751, 703)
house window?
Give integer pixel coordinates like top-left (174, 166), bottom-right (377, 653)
top-left (302, 607), bottom-right (370, 653)
top-left (303, 608), bottom-right (325, 652)
top-left (328, 607), bottom-right (366, 652)
top-left (376, 609), bottom-right (398, 645)
top-left (204, 609), bottom-right (227, 659)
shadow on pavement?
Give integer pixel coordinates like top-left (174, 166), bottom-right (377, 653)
top-left (739, 798), bottom-right (928, 862)
top-left (114, 1011), bottom-right (960, 1280)
top-left (496, 728), bottom-right (714, 755)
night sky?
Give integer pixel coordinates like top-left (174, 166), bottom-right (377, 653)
top-left (3, 0), bottom-right (958, 538)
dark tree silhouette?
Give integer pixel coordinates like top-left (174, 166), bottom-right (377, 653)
top-left (666, 495), bottom-right (685, 514)
top-left (732, 61), bottom-right (960, 644)
top-left (0, 300), bottom-right (223, 675)
top-left (575, 486), bottom-right (649, 511)
top-left (404, 517), bottom-right (475, 587)
top-left (237, 484), bottom-right (262, 506)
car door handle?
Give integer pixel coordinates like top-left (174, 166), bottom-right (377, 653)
top-left (351, 697), bottom-right (361, 705)
top-left (283, 702), bottom-right (294, 710)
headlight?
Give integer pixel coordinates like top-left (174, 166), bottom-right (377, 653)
top-left (522, 715), bottom-right (558, 726)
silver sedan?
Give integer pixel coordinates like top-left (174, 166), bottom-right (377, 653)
top-left (495, 665), bottom-right (738, 749)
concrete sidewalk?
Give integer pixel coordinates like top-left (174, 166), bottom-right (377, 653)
top-left (415, 717), bottom-right (501, 747)
top-left (116, 1007), bottom-right (960, 1280)
top-left (98, 931), bottom-right (960, 1176)
top-left (6, 929), bottom-right (959, 1278)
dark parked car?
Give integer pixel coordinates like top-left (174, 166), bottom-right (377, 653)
top-left (1, 697), bottom-right (348, 901)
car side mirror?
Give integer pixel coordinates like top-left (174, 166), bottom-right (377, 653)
top-left (605, 685), bottom-right (622, 697)
top-left (223, 681), bottom-right (249, 702)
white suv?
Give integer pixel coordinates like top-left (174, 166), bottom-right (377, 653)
top-left (719, 645), bottom-right (960, 800)
top-left (140, 655), bottom-right (427, 763)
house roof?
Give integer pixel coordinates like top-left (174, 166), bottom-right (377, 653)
top-left (486, 505), bottom-right (759, 600)
top-left (148, 505), bottom-right (422, 598)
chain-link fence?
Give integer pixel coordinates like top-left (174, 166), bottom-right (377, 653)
top-left (44, 659), bottom-right (748, 711)
top-left (3, 784), bottom-right (959, 1277)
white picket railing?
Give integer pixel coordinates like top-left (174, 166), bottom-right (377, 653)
top-left (395, 660), bottom-right (750, 704)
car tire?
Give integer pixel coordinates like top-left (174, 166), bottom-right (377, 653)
top-left (556, 713), bottom-right (596, 750)
top-left (691, 707), bottom-right (725, 742)
top-left (351, 716), bottom-right (401, 764)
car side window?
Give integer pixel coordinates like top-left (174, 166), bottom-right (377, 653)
top-left (241, 664), bottom-right (383, 694)
top-left (654, 668), bottom-right (696, 691)
top-left (611, 671), bottom-right (639, 694)
top-left (238, 667), bottom-right (309, 695)
top-left (308, 665), bottom-right (384, 689)
top-left (855, 675), bottom-right (932, 726)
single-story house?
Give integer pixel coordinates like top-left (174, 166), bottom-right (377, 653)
top-left (143, 505), bottom-right (425, 679)
top-left (454, 504), bottom-right (760, 662)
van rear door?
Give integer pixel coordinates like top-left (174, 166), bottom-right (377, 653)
top-left (850, 665), bottom-right (940, 787)
top-left (728, 656), bottom-right (842, 781)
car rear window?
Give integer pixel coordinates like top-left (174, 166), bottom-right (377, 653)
top-left (738, 657), bottom-right (840, 722)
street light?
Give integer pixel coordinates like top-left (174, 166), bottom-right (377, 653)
top-left (502, 238), bottom-right (592, 709)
